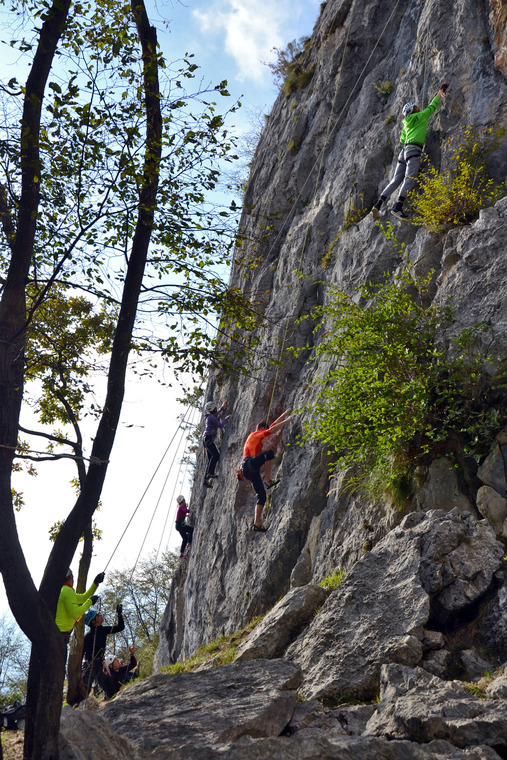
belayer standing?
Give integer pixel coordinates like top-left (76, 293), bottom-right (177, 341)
top-left (82, 604), bottom-right (125, 694)
top-left (203, 400), bottom-right (231, 488)
top-left (175, 495), bottom-right (195, 559)
top-left (55, 568), bottom-right (105, 654)
top-left (372, 83), bottom-right (448, 220)
top-left (241, 410), bottom-right (293, 532)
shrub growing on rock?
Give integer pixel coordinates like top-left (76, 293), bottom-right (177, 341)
top-left (409, 125), bottom-right (506, 232)
top-left (294, 267), bottom-right (503, 498)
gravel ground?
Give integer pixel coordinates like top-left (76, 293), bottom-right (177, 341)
top-left (1, 730), bottom-right (24, 760)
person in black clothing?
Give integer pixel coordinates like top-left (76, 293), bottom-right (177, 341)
top-left (101, 647), bottom-right (138, 699)
top-left (82, 604), bottom-right (125, 694)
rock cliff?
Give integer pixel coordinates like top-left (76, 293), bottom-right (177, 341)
top-left (60, 0), bottom-right (507, 757)
top-left (158, 0), bottom-right (507, 661)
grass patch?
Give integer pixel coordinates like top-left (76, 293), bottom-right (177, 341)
top-left (161, 615), bottom-right (265, 674)
top-left (319, 570), bottom-right (345, 590)
top-left (321, 230), bottom-right (341, 267)
top-left (284, 64), bottom-right (315, 95)
top-left (373, 80), bottom-right (394, 102)
top-left (464, 682), bottom-right (489, 699)
top-left (340, 194), bottom-right (368, 232)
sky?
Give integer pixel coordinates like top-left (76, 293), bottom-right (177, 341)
top-left (0, 0), bottom-right (321, 619)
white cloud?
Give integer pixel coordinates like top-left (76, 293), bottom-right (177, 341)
top-left (193, 0), bottom-right (292, 83)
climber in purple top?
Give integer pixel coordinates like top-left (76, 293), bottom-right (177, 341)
top-left (175, 495), bottom-right (195, 558)
top-left (202, 399), bottom-right (231, 488)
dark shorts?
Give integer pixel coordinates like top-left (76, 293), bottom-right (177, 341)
top-left (242, 450), bottom-right (275, 505)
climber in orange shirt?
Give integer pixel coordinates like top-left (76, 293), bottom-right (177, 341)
top-left (241, 409), bottom-right (293, 532)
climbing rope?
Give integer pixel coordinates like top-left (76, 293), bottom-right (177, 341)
top-left (264, 0), bottom-right (404, 421)
top-left (264, 14), bottom-right (355, 421)
top-left (102, 403), bottom-right (194, 572)
top-left (132, 412), bottom-right (191, 569)
top-left (156, 403), bottom-right (197, 558)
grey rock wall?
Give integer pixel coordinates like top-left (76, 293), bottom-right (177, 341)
top-left (158, 0), bottom-right (507, 667)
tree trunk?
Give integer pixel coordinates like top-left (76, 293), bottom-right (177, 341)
top-left (0, 0), bottom-right (162, 756)
top-left (24, 628), bottom-right (66, 760)
top-left (66, 520), bottom-right (93, 706)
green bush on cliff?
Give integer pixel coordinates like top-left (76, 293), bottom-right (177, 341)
top-left (294, 266), bottom-right (502, 498)
top-left (265, 37), bottom-right (315, 95)
top-left (409, 126), bottom-right (506, 232)
top-left (319, 570), bottom-right (345, 589)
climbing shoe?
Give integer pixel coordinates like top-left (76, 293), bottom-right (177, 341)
top-left (252, 524), bottom-right (268, 532)
top-left (371, 198), bottom-right (384, 220)
top-left (392, 205), bottom-right (409, 220)
top-left (266, 478), bottom-right (280, 489)
top-left (204, 479), bottom-right (213, 488)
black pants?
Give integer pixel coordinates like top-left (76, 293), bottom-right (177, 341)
top-left (242, 450), bottom-right (275, 506)
top-left (82, 658), bottom-right (103, 694)
top-left (176, 519), bottom-right (193, 553)
top-left (204, 435), bottom-right (220, 478)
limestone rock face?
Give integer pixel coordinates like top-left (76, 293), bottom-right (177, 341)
top-left (59, 659), bottom-right (507, 760)
top-left (285, 509), bottom-right (503, 701)
top-left (490, 0), bottom-right (507, 75)
top-left (417, 510), bottom-right (504, 623)
top-left (148, 1), bottom-right (507, 756)
top-left (365, 664), bottom-right (507, 754)
top-left (478, 442), bottom-right (507, 499)
top-left (157, 0), bottom-right (507, 668)
top-left (102, 659), bottom-right (300, 757)
top-left (410, 458), bottom-right (475, 514)
top-left (59, 705), bottom-right (141, 760)
top-left (235, 584), bottom-right (329, 662)
top-left (477, 486), bottom-right (507, 537)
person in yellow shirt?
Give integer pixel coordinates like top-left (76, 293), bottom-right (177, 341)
top-left (56, 568), bottom-right (105, 648)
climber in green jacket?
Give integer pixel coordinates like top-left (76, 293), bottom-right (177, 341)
top-left (372, 83), bottom-right (448, 220)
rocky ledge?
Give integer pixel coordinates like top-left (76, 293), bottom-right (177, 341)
top-left (60, 508), bottom-right (507, 759)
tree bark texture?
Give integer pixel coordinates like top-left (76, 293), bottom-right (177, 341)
top-left (0, 0), bottom-right (162, 758)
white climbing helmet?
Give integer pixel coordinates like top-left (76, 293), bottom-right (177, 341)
top-left (204, 401), bottom-right (215, 414)
top-left (176, 495), bottom-right (186, 504)
top-left (402, 101), bottom-right (416, 118)
top-left (104, 653), bottom-right (118, 668)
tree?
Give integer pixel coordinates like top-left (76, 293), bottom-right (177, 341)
top-left (0, 613), bottom-right (29, 704)
top-left (0, 1), bottom-right (249, 757)
top-left (22, 288), bottom-right (115, 706)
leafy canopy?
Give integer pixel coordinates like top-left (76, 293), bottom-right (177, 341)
top-left (0, 0), bottom-right (259, 383)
